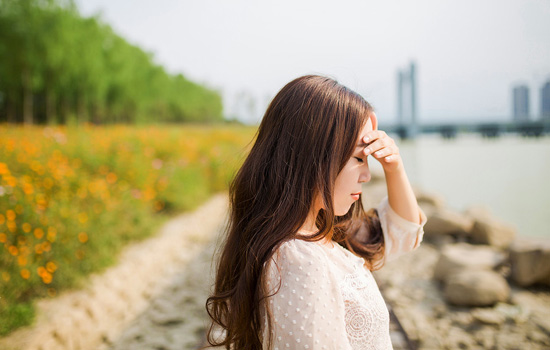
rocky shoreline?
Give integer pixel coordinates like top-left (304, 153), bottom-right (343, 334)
top-left (365, 173), bottom-right (550, 349)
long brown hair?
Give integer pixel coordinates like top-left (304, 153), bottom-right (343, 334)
top-left (205, 75), bottom-right (385, 349)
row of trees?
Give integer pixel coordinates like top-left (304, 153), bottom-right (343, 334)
top-left (0, 0), bottom-right (223, 125)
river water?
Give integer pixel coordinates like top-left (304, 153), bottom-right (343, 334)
top-left (368, 133), bottom-right (550, 238)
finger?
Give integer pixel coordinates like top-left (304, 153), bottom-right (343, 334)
top-left (373, 146), bottom-right (396, 159)
top-left (363, 138), bottom-right (390, 156)
top-left (362, 130), bottom-right (387, 144)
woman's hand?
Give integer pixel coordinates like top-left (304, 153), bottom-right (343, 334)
top-left (362, 129), bottom-right (404, 174)
top-left (361, 113), bottom-right (420, 224)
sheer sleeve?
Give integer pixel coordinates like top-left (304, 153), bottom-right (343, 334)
top-left (264, 240), bottom-right (353, 350)
top-left (376, 195), bottom-right (427, 263)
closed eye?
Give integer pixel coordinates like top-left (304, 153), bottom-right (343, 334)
top-left (354, 157), bottom-right (364, 163)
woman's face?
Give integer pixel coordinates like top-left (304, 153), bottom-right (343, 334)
top-left (332, 113), bottom-right (377, 216)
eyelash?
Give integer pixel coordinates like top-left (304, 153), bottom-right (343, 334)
top-left (354, 157), bottom-right (365, 163)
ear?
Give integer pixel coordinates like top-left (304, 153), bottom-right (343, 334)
top-left (370, 112), bottom-right (378, 130)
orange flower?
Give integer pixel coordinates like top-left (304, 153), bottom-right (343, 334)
top-left (106, 172), bottom-right (117, 184)
top-left (6, 210), bottom-right (16, 221)
top-left (8, 245), bottom-right (18, 256)
top-left (7, 221), bottom-right (16, 232)
top-left (46, 261), bottom-right (57, 273)
top-left (42, 272), bottom-right (52, 284)
top-left (0, 233), bottom-right (6, 243)
top-left (34, 243), bottom-right (44, 254)
top-left (41, 241), bottom-right (51, 252)
top-left (5, 176), bottom-right (17, 187)
top-left (0, 162), bottom-right (9, 175)
top-left (23, 183), bottom-right (34, 195)
top-left (20, 269), bottom-right (30, 279)
top-left (34, 227), bottom-right (44, 239)
top-left (18, 255), bottom-right (27, 266)
top-left (22, 222), bottom-right (32, 233)
top-left (78, 232), bottom-right (88, 243)
top-left (37, 266), bottom-right (47, 277)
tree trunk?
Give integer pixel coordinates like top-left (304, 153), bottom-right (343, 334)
top-left (6, 93), bottom-right (16, 124)
top-left (60, 97), bottom-right (69, 125)
top-left (22, 67), bottom-right (33, 125)
top-left (46, 77), bottom-right (57, 125)
top-left (77, 91), bottom-right (87, 124)
top-left (45, 83), bottom-right (57, 125)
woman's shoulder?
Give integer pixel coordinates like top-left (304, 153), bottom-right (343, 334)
top-left (270, 238), bottom-right (328, 269)
top-left (265, 238), bottom-right (332, 288)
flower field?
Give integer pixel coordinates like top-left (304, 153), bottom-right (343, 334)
top-left (0, 123), bottom-right (257, 335)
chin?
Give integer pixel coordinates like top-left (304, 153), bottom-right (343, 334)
top-left (335, 205), bottom-right (353, 217)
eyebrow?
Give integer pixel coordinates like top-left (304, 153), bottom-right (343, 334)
top-left (355, 142), bottom-right (369, 149)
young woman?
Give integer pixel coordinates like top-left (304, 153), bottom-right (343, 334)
top-left (206, 75), bottom-right (427, 350)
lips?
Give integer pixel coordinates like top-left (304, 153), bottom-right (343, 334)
top-left (351, 192), bottom-right (361, 200)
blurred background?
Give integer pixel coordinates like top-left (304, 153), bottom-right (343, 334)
top-left (1, 0), bottom-right (549, 348)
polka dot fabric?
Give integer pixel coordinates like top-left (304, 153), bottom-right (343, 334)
top-left (262, 196), bottom-right (427, 349)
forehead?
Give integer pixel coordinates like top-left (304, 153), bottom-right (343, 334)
top-left (362, 116), bottom-right (374, 134)
top-left (355, 115), bottom-right (375, 147)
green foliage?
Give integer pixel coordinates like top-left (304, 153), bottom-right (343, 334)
top-left (0, 0), bottom-right (224, 125)
top-left (0, 123), bottom-right (257, 335)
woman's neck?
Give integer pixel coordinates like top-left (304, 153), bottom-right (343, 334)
top-left (300, 207), bottom-right (319, 233)
top-left (298, 208), bottom-right (334, 248)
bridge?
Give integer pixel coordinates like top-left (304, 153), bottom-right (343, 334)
top-left (379, 120), bottom-right (550, 140)
top-left (391, 61), bottom-right (550, 140)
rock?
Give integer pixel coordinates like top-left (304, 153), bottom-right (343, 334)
top-left (463, 204), bottom-right (493, 222)
top-left (428, 234), bottom-right (456, 247)
top-left (495, 331), bottom-right (529, 349)
top-left (472, 308), bottom-right (506, 325)
top-left (418, 201), bottom-right (437, 220)
top-left (509, 237), bottom-right (550, 287)
top-left (532, 314), bottom-right (550, 335)
top-left (469, 217), bottom-right (517, 249)
top-left (444, 327), bottom-right (478, 349)
top-left (451, 311), bottom-right (473, 326)
top-left (528, 329), bottom-right (550, 346)
top-left (433, 243), bottom-right (507, 282)
top-left (494, 302), bottom-right (530, 324)
top-left (444, 270), bottom-right (510, 307)
top-left (475, 327), bottom-right (496, 349)
top-left (423, 208), bottom-right (474, 238)
top-left (416, 191), bottom-right (446, 209)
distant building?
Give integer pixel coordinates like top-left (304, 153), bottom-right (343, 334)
top-left (513, 85), bottom-right (530, 121)
top-left (542, 81), bottom-right (550, 121)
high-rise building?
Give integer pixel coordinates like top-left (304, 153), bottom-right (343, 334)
top-left (541, 81), bottom-right (550, 121)
top-left (513, 85), bottom-right (530, 121)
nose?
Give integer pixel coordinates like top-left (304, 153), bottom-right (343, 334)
top-left (359, 168), bottom-right (371, 183)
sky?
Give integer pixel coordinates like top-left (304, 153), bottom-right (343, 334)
top-left (76, 0), bottom-right (550, 124)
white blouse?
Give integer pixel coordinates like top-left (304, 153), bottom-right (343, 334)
top-left (262, 196), bottom-right (428, 350)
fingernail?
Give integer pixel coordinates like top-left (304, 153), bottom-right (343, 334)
top-left (365, 147), bottom-right (371, 154)
top-left (364, 136), bottom-right (370, 143)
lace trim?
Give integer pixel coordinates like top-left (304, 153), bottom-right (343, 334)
top-left (339, 270), bottom-right (392, 350)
